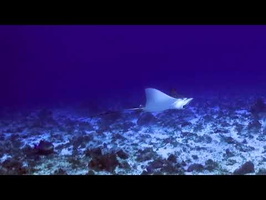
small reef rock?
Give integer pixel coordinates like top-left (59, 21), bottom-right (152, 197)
top-left (116, 150), bottom-right (129, 159)
top-left (0, 158), bottom-right (28, 175)
top-left (144, 158), bottom-right (184, 175)
top-left (34, 140), bottom-right (54, 155)
top-left (233, 161), bottom-right (255, 175)
top-left (167, 154), bottom-right (177, 163)
top-left (205, 159), bottom-right (219, 171)
top-left (187, 164), bottom-right (204, 172)
top-left (88, 153), bottom-right (120, 173)
top-left (85, 147), bottom-right (102, 158)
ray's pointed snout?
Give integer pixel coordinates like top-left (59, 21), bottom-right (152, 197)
top-left (182, 98), bottom-right (193, 108)
top-left (186, 98), bottom-right (193, 104)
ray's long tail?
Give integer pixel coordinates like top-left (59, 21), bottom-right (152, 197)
top-left (124, 107), bottom-right (143, 111)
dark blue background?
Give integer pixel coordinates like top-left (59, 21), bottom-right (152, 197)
top-left (1, 25), bottom-right (266, 107)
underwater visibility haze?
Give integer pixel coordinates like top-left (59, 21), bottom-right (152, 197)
top-left (1, 25), bottom-right (266, 175)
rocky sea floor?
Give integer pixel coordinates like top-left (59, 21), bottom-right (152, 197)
top-left (1, 94), bottom-right (266, 175)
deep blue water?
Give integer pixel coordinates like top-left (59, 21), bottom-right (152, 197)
top-left (1, 25), bottom-right (266, 107)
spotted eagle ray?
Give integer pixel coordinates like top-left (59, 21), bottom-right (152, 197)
top-left (127, 88), bottom-right (193, 113)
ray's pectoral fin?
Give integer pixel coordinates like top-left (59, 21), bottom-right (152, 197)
top-left (143, 88), bottom-right (177, 112)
